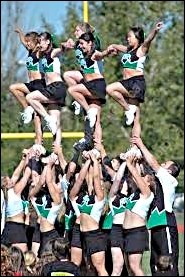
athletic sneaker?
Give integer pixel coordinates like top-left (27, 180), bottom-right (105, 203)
top-left (122, 145), bottom-right (142, 159)
top-left (125, 104), bottom-right (137, 126)
top-left (72, 101), bottom-right (81, 115)
top-left (44, 115), bottom-right (57, 135)
top-left (91, 148), bottom-right (101, 159)
top-left (20, 106), bottom-right (34, 124)
top-left (87, 107), bottom-right (98, 128)
top-left (73, 137), bottom-right (92, 152)
top-left (32, 144), bottom-right (46, 155)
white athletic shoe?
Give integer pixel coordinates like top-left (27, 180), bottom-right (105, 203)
top-left (20, 106), bottom-right (34, 124)
top-left (44, 115), bottom-right (57, 135)
top-left (125, 105), bottom-right (137, 126)
top-left (87, 107), bottom-right (98, 128)
top-left (122, 145), bottom-right (142, 159)
top-left (72, 101), bottom-right (81, 115)
top-left (91, 148), bottom-right (101, 159)
top-left (32, 144), bottom-right (46, 155)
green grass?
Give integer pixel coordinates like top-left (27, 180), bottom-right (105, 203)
top-left (142, 213), bottom-right (184, 276)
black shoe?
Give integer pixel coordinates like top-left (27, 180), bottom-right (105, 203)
top-left (73, 137), bottom-right (93, 152)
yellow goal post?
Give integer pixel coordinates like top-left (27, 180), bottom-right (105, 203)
top-left (1, 132), bottom-right (84, 139)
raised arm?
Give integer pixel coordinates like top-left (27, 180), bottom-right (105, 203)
top-left (46, 158), bottom-right (61, 205)
top-left (139, 21), bottom-right (163, 55)
top-left (130, 136), bottom-right (160, 172)
top-left (109, 161), bottom-right (127, 198)
top-left (96, 143), bottom-right (116, 181)
top-left (126, 155), bottom-right (151, 197)
top-left (10, 150), bottom-right (28, 185)
top-left (52, 143), bottom-right (67, 173)
top-left (14, 165), bottom-right (32, 195)
top-left (89, 151), bottom-right (104, 201)
top-left (107, 43), bottom-right (128, 53)
top-left (92, 43), bottom-right (127, 61)
top-left (29, 165), bottom-right (47, 198)
top-left (69, 158), bottom-right (91, 201)
top-left (15, 27), bottom-right (28, 48)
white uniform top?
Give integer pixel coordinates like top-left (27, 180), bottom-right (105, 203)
top-left (6, 188), bottom-right (24, 217)
top-left (155, 167), bottom-right (178, 212)
top-left (130, 192), bottom-right (154, 219)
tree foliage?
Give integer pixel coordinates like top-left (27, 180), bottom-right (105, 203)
top-left (1, 1), bottom-right (184, 191)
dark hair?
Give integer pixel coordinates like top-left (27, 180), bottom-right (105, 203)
top-left (113, 155), bottom-right (122, 165)
top-left (39, 32), bottom-right (58, 49)
top-left (50, 238), bottom-right (70, 260)
top-left (130, 26), bottom-right (145, 45)
top-left (168, 161), bottom-right (180, 178)
top-left (79, 32), bottom-right (95, 43)
top-left (25, 31), bottom-right (39, 38)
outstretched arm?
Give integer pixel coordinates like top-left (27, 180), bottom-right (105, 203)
top-left (15, 27), bottom-right (28, 48)
top-left (130, 136), bottom-right (160, 172)
top-left (46, 159), bottom-right (61, 204)
top-left (10, 152), bottom-right (27, 185)
top-left (109, 161), bottom-right (127, 198)
top-left (92, 43), bottom-right (127, 61)
top-left (29, 165), bottom-right (47, 198)
top-left (139, 21), bottom-right (163, 55)
top-left (69, 158), bottom-right (91, 201)
top-left (52, 143), bottom-right (67, 173)
top-left (89, 151), bottom-right (104, 201)
top-left (126, 155), bottom-right (151, 197)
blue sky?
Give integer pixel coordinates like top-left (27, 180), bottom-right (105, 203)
top-left (20, 1), bottom-right (82, 35)
top-left (1, 1), bottom-right (82, 65)
top-left (1, 1), bottom-right (82, 34)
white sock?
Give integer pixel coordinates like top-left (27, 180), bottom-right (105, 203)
top-left (24, 105), bottom-right (34, 113)
top-left (44, 115), bottom-right (50, 121)
top-left (128, 104), bottom-right (137, 112)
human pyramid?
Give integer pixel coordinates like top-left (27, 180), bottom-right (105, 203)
top-left (1, 21), bottom-right (180, 276)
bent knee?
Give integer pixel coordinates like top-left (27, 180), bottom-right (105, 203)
top-left (106, 84), bottom-right (114, 95)
top-left (63, 71), bottom-right (70, 79)
top-left (9, 84), bottom-right (17, 92)
top-left (26, 93), bottom-right (32, 102)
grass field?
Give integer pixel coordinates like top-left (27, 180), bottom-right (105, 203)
top-left (142, 213), bottom-right (184, 276)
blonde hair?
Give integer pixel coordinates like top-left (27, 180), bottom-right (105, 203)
top-left (77, 22), bottom-right (95, 33)
top-left (24, 251), bottom-right (37, 274)
top-left (57, 202), bottom-right (66, 223)
top-left (1, 176), bottom-right (9, 201)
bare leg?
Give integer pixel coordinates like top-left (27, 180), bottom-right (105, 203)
top-left (68, 86), bottom-right (90, 112)
top-left (26, 91), bottom-right (50, 118)
top-left (111, 247), bottom-right (124, 276)
top-left (33, 113), bottom-right (43, 145)
top-left (63, 71), bottom-right (83, 86)
top-left (128, 253), bottom-right (145, 276)
top-left (71, 247), bottom-right (83, 266)
top-left (131, 107), bottom-right (141, 138)
top-left (9, 83), bottom-right (30, 109)
top-left (32, 242), bottom-right (40, 258)
top-left (89, 103), bottom-right (102, 145)
top-left (12, 243), bottom-right (28, 253)
top-left (91, 251), bottom-right (108, 276)
top-left (106, 82), bottom-right (130, 110)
